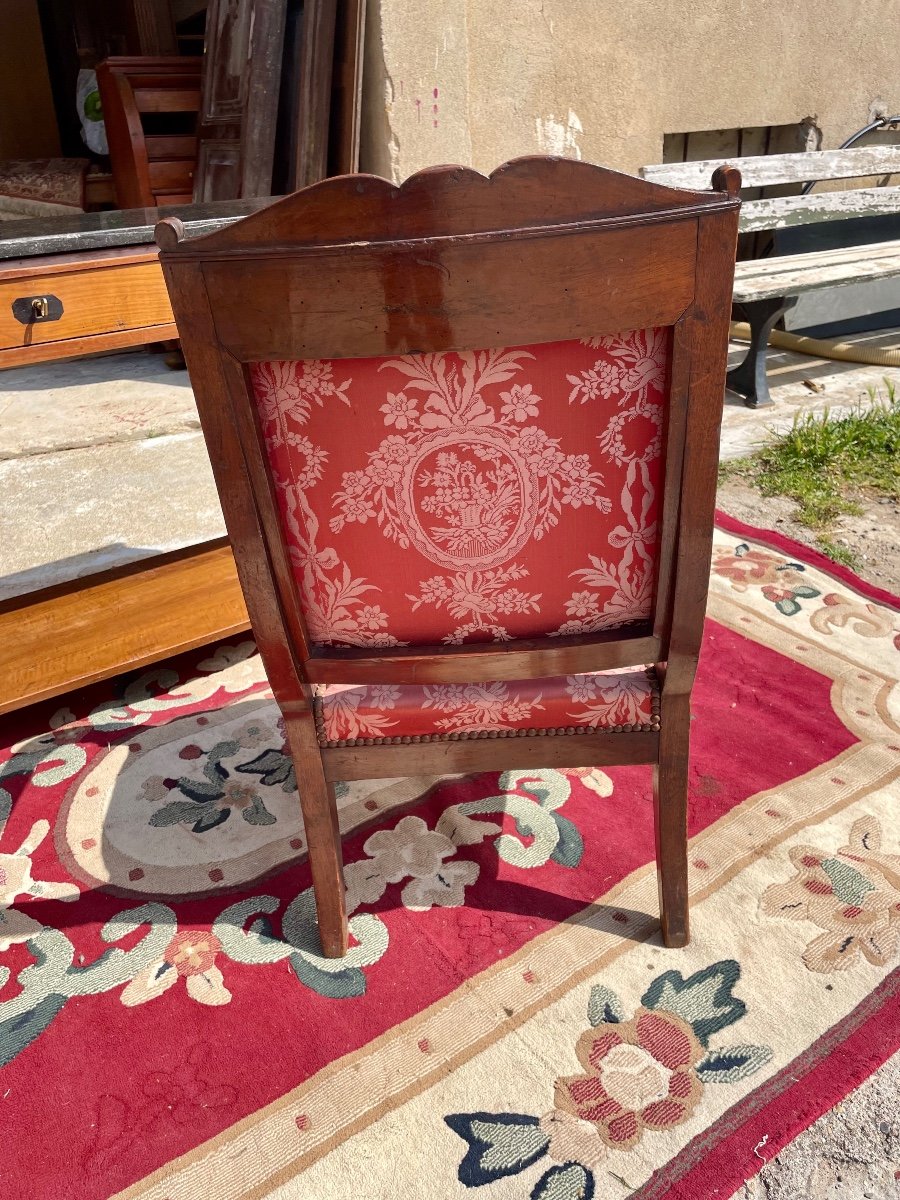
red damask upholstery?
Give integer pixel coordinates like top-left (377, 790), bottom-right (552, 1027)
top-left (313, 666), bottom-right (659, 745)
top-left (249, 331), bottom-right (669, 650)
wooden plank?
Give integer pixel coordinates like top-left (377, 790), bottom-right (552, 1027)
top-left (641, 146), bottom-right (900, 190)
top-left (0, 258), bottom-right (174, 351)
top-left (0, 245), bottom-right (163, 281)
top-left (306, 632), bottom-right (661, 685)
top-left (198, 220), bottom-right (699, 361)
top-left (0, 540), bottom-right (250, 716)
top-left (148, 159), bottom-right (195, 191)
top-left (323, 730), bottom-right (660, 781)
top-left (0, 207), bottom-right (271, 261)
top-left (145, 134), bottom-right (199, 159)
top-left (329, 0), bottom-right (366, 173)
top-left (732, 238), bottom-right (900, 302)
top-left (0, 322), bottom-right (179, 368)
top-left (134, 86), bottom-right (201, 113)
top-left (739, 186), bottom-right (900, 232)
top-left (156, 193), bottom-right (195, 207)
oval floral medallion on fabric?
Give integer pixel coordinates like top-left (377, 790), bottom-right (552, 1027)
top-left (57, 698), bottom-right (305, 896)
top-left (398, 428), bottom-right (539, 568)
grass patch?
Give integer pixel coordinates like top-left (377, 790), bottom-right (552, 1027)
top-left (721, 381), bottom-right (899, 516)
top-left (719, 381), bottom-right (900, 567)
top-left (815, 537), bottom-right (859, 569)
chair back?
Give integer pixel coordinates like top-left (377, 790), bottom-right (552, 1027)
top-left (97, 57), bottom-right (201, 209)
top-left (248, 332), bottom-right (668, 649)
top-left (158, 159), bottom-right (739, 699)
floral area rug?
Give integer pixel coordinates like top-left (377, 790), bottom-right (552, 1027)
top-left (1, 516), bottom-right (898, 1200)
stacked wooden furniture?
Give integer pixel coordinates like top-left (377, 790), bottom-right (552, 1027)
top-left (158, 158), bottom-right (740, 955)
top-left (96, 56), bottom-right (202, 210)
top-left (642, 147), bottom-right (900, 406)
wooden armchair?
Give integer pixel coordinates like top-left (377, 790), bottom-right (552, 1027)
top-left (96, 56), bottom-right (201, 209)
top-left (157, 158), bottom-right (739, 958)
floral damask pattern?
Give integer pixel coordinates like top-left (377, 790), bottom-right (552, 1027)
top-left (312, 667), bottom-right (657, 743)
top-left (249, 331), bottom-right (668, 647)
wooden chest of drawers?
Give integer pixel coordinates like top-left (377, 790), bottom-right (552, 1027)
top-left (0, 246), bottom-right (178, 368)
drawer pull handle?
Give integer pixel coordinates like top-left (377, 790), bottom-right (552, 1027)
top-left (12, 294), bottom-right (64, 324)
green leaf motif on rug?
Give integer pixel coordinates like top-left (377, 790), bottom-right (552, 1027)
top-left (790, 584), bottom-right (821, 599)
top-left (236, 747), bottom-right (297, 792)
top-left (0, 992), bottom-right (68, 1067)
top-left (531, 1162), bottom-right (595, 1200)
top-left (289, 953), bottom-right (367, 998)
top-left (587, 984), bottom-right (625, 1026)
top-left (444, 1113), bottom-right (550, 1186)
top-left (696, 1044), bottom-right (773, 1083)
top-left (641, 959), bottom-right (745, 1046)
top-left (820, 857), bottom-right (875, 906)
top-left (549, 813), bottom-right (584, 868)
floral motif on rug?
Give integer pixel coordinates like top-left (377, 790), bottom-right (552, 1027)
top-left (446, 959), bottom-right (773, 1198)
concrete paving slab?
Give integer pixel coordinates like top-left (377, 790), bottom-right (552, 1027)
top-left (0, 349), bottom-right (198, 460)
top-left (0, 430), bottom-right (224, 600)
top-left (722, 326), bottom-right (900, 459)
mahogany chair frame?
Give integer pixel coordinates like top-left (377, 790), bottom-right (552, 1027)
top-left (157, 158), bottom-right (740, 959)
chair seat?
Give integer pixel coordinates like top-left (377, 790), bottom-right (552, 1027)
top-left (313, 666), bottom-right (659, 746)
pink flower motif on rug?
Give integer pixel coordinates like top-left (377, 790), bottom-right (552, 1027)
top-left (555, 1007), bottom-right (705, 1149)
top-left (711, 543), bottom-right (821, 616)
top-left (760, 815), bottom-right (900, 972)
top-left (120, 931), bottom-right (231, 1007)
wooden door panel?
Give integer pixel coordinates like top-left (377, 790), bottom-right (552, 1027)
top-left (195, 0), bottom-right (288, 201)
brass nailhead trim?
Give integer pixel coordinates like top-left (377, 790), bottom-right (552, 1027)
top-left (315, 666), bottom-right (662, 748)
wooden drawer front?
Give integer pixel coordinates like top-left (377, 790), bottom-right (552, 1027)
top-left (0, 259), bottom-right (174, 351)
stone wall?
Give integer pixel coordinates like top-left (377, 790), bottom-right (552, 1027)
top-left (360, 0), bottom-right (898, 179)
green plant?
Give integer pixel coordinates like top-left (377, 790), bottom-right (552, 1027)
top-left (718, 380), bottom-right (899, 564)
top-left (724, 382), bottom-right (899, 518)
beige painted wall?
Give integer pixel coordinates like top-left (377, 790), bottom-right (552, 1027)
top-left (0, 0), bottom-right (60, 159)
top-left (361, 0), bottom-right (898, 180)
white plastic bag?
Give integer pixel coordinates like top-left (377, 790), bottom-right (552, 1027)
top-left (77, 69), bottom-right (108, 155)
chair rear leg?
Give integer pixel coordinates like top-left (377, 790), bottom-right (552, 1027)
top-left (284, 717), bottom-right (349, 958)
top-left (653, 694), bottom-right (690, 947)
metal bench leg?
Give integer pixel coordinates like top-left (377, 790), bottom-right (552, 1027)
top-left (726, 296), bottom-right (798, 409)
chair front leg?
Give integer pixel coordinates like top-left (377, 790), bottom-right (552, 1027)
top-left (653, 690), bottom-right (691, 947)
top-left (283, 713), bottom-right (349, 958)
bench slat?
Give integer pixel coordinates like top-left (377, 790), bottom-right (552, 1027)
top-left (641, 146), bottom-right (900, 190)
top-left (738, 186), bottom-right (900, 232)
top-left (732, 239), bottom-right (900, 302)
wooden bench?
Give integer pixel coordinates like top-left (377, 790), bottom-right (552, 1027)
top-left (641, 147), bottom-right (900, 406)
